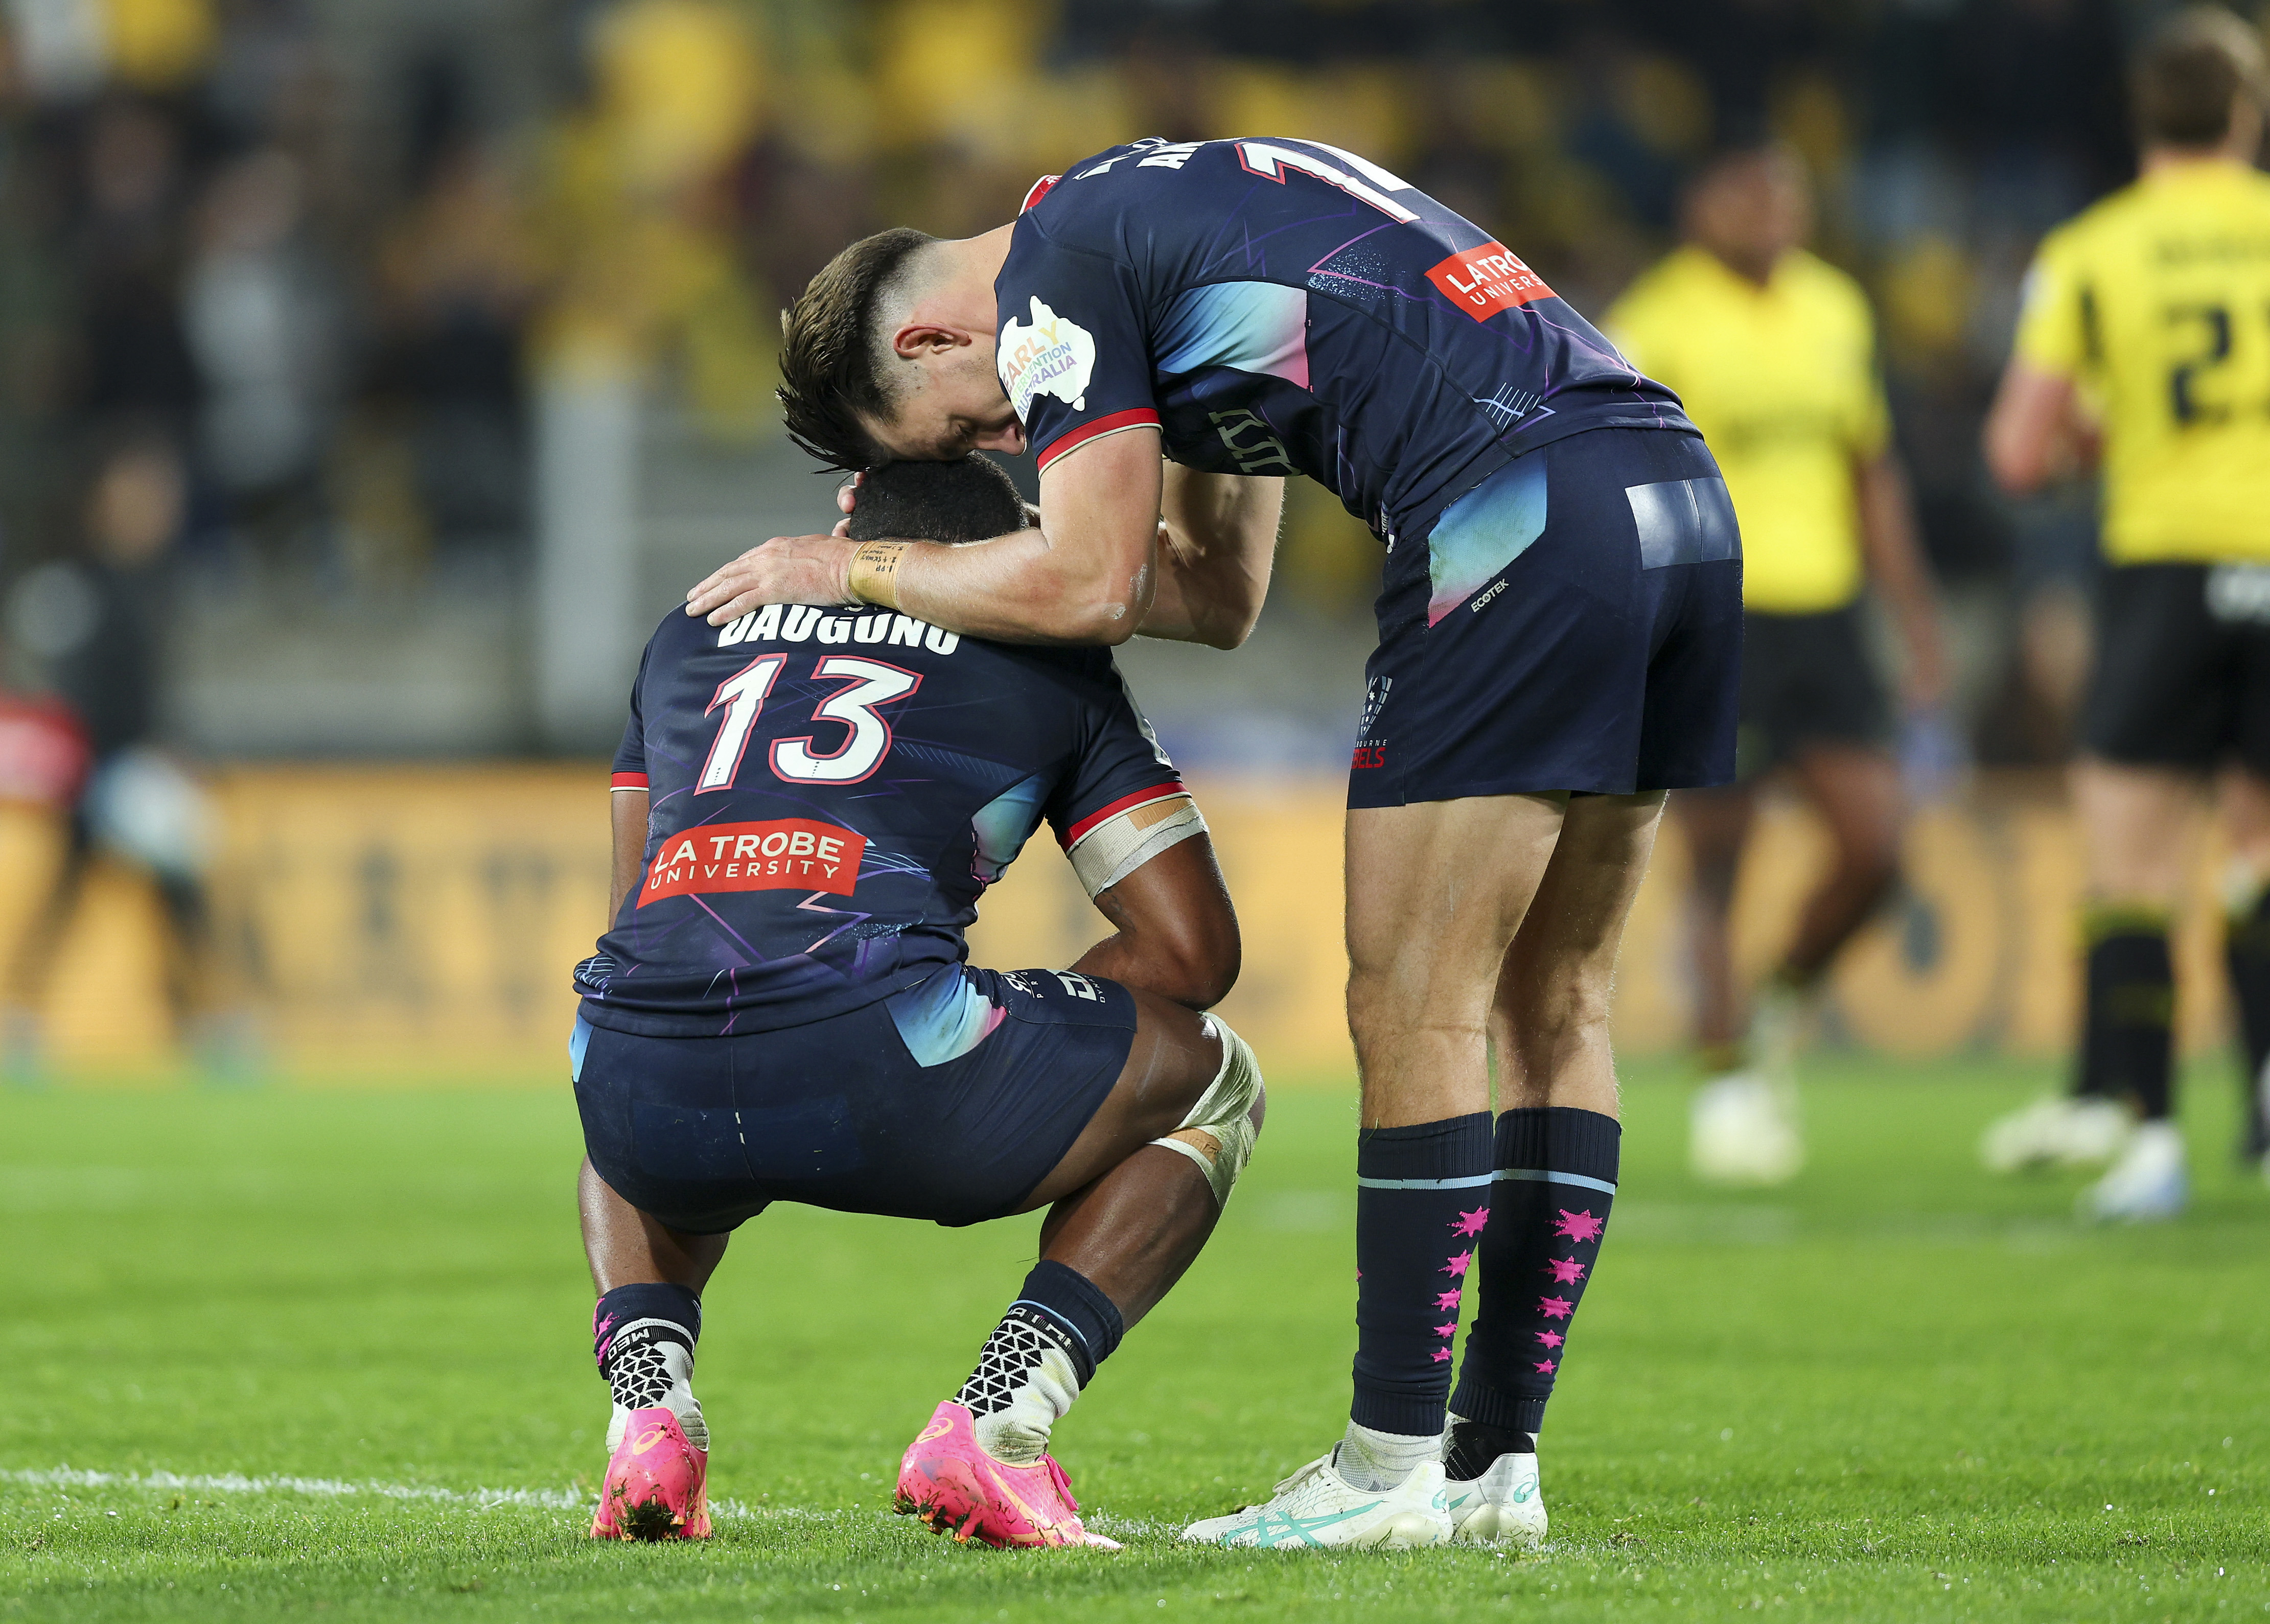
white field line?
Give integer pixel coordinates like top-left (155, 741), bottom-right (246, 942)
top-left (2, 1466), bottom-right (783, 1518)
top-left (3, 1465), bottom-right (1160, 1539)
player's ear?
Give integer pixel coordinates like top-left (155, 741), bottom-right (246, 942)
top-left (891, 321), bottom-right (968, 361)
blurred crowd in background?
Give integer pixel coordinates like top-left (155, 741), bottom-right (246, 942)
top-left (0, 0), bottom-right (2245, 1075)
top-left (0, 0), bottom-right (2205, 766)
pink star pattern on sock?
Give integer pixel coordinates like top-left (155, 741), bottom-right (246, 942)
top-left (1534, 1330), bottom-right (1564, 1348)
top-left (1451, 1207), bottom-right (1491, 1238)
top-left (1554, 1208), bottom-right (1604, 1243)
top-left (1442, 1250), bottom-right (1473, 1277)
top-left (1537, 1294), bottom-right (1573, 1320)
top-left (1434, 1289), bottom-right (1463, 1311)
top-left (1533, 1359), bottom-right (1557, 1374)
top-left (1542, 1256), bottom-right (1587, 1284)
top-left (1431, 1347), bottom-right (1452, 1362)
top-left (1434, 1323), bottom-right (1459, 1338)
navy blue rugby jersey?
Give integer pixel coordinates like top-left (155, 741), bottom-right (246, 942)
top-left (575, 600), bottom-right (1182, 1038)
top-left (999, 137), bottom-right (1693, 546)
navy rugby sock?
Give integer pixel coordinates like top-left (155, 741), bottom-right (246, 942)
top-left (956, 1261), bottom-right (1124, 1467)
top-left (1449, 1107), bottom-right (1618, 1437)
top-left (1349, 1113), bottom-right (1496, 1440)
top-left (2078, 909), bottom-right (2175, 1121)
top-left (593, 1283), bottom-right (706, 1445)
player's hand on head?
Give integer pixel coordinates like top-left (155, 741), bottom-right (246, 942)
top-left (685, 533), bottom-right (857, 624)
top-left (827, 472), bottom-right (864, 538)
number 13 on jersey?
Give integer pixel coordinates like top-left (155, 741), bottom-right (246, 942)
top-left (698, 656), bottom-right (923, 791)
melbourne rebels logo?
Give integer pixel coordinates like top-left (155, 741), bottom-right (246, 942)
top-left (998, 295), bottom-right (1096, 417)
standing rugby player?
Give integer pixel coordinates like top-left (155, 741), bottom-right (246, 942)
top-left (1981, 8), bottom-right (2270, 1218)
top-left (688, 137), bottom-right (1741, 1547)
top-left (1609, 142), bottom-right (1945, 1186)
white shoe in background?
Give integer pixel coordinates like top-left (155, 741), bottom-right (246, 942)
top-left (1689, 1071), bottom-right (1804, 1186)
top-left (2079, 1121), bottom-right (2188, 1223)
top-left (1980, 1095), bottom-right (2132, 1173)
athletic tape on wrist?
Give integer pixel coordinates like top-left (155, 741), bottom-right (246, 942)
top-left (1067, 794), bottom-right (1206, 897)
top-left (1150, 1015), bottom-right (1262, 1208)
top-left (847, 540), bottom-right (911, 608)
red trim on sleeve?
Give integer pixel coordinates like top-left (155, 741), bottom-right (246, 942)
top-left (1034, 408), bottom-right (1163, 474)
top-left (610, 772), bottom-right (649, 791)
top-left (1021, 174), bottom-right (1061, 213)
top-left (1061, 782), bottom-right (1186, 849)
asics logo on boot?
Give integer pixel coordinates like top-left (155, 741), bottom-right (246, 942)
top-left (1230, 1502), bottom-right (1385, 1548)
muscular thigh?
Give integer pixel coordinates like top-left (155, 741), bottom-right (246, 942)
top-left (1345, 794), bottom-right (1569, 1122)
top-left (1346, 795), bottom-right (1569, 992)
top-left (1016, 987), bottom-right (1225, 1210)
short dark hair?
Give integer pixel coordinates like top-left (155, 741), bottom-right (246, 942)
top-left (2134, 6), bottom-right (2265, 149)
top-left (843, 456), bottom-right (1029, 546)
top-left (1681, 134), bottom-right (1801, 199)
top-left (776, 227), bottom-right (936, 471)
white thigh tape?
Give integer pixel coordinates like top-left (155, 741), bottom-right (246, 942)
top-left (1068, 795), bottom-right (1207, 897)
top-left (1151, 1015), bottom-right (1263, 1207)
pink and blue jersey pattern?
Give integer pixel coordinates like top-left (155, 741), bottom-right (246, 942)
top-left (999, 137), bottom-right (1693, 549)
top-left (576, 602), bottom-right (1182, 1039)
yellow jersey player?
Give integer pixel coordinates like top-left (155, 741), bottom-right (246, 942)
top-left (1982, 7), bottom-right (2270, 1218)
top-left (1608, 141), bottom-right (1946, 1186)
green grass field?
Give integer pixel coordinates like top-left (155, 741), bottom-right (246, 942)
top-left (5, 1056), bottom-right (2269, 1621)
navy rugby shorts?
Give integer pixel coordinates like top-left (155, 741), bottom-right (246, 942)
top-left (571, 966), bottom-right (1135, 1234)
top-left (1348, 427), bottom-right (1742, 807)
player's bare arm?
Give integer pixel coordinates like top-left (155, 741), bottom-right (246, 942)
top-left (1852, 450), bottom-right (1947, 710)
top-left (687, 429), bottom-right (1168, 644)
top-left (606, 786), bottom-right (647, 920)
top-left (1069, 826), bottom-right (1239, 1009)
top-left (1141, 463), bottom-right (1284, 648)
top-left (1983, 358), bottom-right (2095, 494)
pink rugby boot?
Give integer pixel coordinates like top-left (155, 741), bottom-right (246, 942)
top-left (893, 1400), bottom-right (1119, 1550)
top-left (590, 1407), bottom-right (713, 1540)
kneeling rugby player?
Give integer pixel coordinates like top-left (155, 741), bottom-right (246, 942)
top-left (571, 457), bottom-right (1263, 1548)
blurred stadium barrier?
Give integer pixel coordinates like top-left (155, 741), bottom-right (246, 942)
top-left (0, 767), bottom-right (2250, 1082)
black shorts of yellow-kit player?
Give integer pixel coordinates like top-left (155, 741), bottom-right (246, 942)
top-left (1732, 602), bottom-right (1891, 781)
top-left (2083, 562), bottom-right (2270, 778)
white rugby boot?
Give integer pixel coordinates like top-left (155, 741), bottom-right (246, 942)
top-left (1179, 1447), bottom-right (1451, 1550)
top-left (2078, 1120), bottom-right (2188, 1223)
top-left (1980, 1095), bottom-right (2131, 1173)
top-left (1689, 1071), bottom-right (1804, 1186)
top-left (1441, 1420), bottom-right (1546, 1546)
